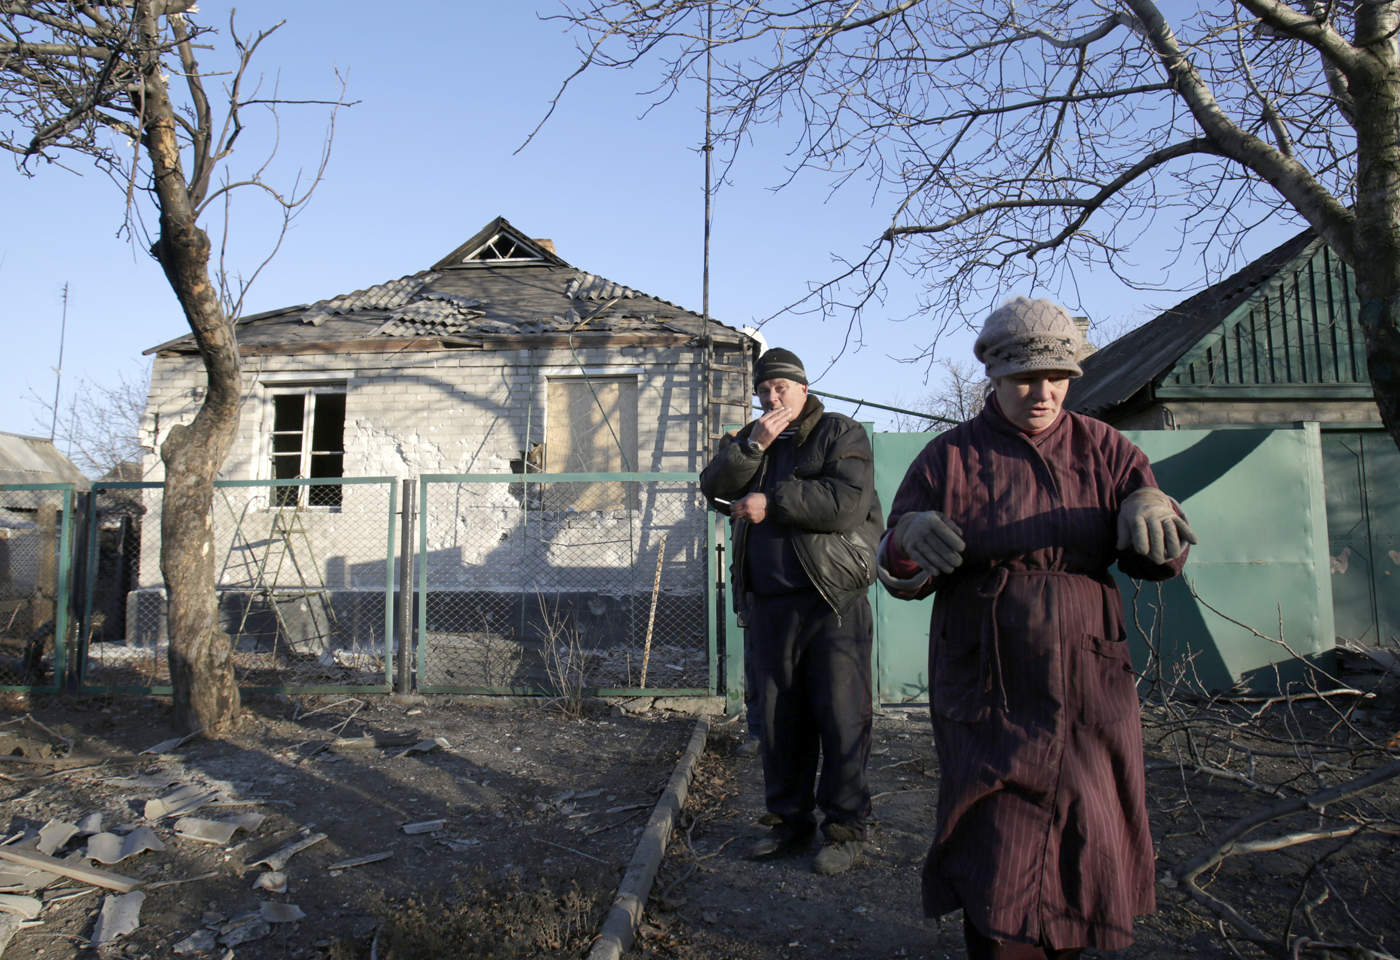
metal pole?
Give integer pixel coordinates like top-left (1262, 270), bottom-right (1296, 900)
top-left (51, 283), bottom-right (69, 443)
top-left (397, 478), bottom-right (415, 694)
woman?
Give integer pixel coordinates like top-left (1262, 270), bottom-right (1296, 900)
top-left (879, 297), bottom-right (1195, 960)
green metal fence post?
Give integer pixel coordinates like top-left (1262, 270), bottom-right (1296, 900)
top-left (386, 479), bottom-right (399, 690)
top-left (417, 476), bottom-right (429, 690)
top-left (53, 484), bottom-right (74, 693)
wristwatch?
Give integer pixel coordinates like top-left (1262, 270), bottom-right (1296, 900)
top-left (744, 438), bottom-right (764, 457)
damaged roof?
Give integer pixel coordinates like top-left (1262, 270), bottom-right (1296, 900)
top-left (0, 431), bottom-right (89, 489)
top-left (1066, 226), bottom-right (1321, 418)
top-left (146, 216), bottom-right (743, 356)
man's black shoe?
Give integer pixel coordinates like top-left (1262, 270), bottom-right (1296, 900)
top-left (750, 822), bottom-right (816, 861)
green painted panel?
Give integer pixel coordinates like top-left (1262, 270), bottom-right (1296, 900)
top-left (1120, 425), bottom-right (1334, 692)
top-left (867, 426), bottom-right (1335, 702)
top-left (871, 431), bottom-right (941, 703)
top-left (1322, 434), bottom-right (1377, 642)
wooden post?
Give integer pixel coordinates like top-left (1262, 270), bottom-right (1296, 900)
top-left (639, 533), bottom-right (668, 689)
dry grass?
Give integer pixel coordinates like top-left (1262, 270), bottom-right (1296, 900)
top-left (372, 872), bottom-right (606, 959)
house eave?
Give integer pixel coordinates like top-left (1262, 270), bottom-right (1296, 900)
top-left (153, 330), bottom-right (734, 359)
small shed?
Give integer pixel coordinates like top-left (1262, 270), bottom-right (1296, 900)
top-left (1067, 228), bottom-right (1397, 648)
top-left (0, 432), bottom-right (86, 674)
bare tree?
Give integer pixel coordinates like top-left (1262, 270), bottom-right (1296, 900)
top-left (1, 1), bottom-right (343, 733)
top-left (891, 358), bottom-right (988, 430)
top-left (549, 1), bottom-right (1400, 452)
top-left (28, 363), bottom-right (151, 480)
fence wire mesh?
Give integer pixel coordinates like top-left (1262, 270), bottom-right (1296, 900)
top-left (81, 479), bottom-right (396, 693)
top-left (0, 485), bottom-right (72, 692)
top-left (418, 474), bottom-right (711, 694)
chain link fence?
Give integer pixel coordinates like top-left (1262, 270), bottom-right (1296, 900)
top-left (0, 484), bottom-right (74, 693)
top-left (417, 472), bottom-right (714, 695)
top-left (80, 478), bottom-right (397, 694)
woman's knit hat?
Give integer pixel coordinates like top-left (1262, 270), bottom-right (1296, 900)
top-left (753, 348), bottom-right (808, 389)
top-left (974, 297), bottom-right (1084, 379)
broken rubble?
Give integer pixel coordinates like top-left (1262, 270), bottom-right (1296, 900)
top-left (89, 890), bottom-right (145, 945)
top-left (174, 813), bottom-right (266, 845)
top-left (0, 847), bottom-right (140, 893)
top-left (401, 820), bottom-right (444, 835)
top-left (0, 913), bottom-right (20, 959)
top-left (145, 785), bottom-right (222, 821)
top-left (219, 911), bottom-right (270, 947)
top-left (252, 871), bottom-right (286, 893)
top-left (35, 821), bottom-right (79, 856)
top-left (85, 826), bottom-right (165, 864)
top-left (0, 896), bottom-right (41, 920)
top-left (326, 852), bottom-right (392, 871)
top-left (173, 928), bottom-right (218, 955)
top-left (250, 833), bottom-right (326, 871)
top-left (259, 902), bottom-right (305, 923)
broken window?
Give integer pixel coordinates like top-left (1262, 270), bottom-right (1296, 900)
top-left (268, 389), bottom-right (346, 507)
top-left (545, 377), bottom-right (638, 511)
top-left (463, 233), bottom-right (542, 263)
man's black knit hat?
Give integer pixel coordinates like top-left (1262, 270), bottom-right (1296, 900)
top-left (753, 348), bottom-right (808, 389)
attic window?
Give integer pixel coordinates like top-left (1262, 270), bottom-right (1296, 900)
top-left (463, 233), bottom-right (542, 263)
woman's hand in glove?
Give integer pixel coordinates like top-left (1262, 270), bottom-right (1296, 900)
top-left (895, 511), bottom-right (966, 575)
top-left (1116, 487), bottom-right (1198, 564)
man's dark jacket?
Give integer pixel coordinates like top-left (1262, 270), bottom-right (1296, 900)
top-left (699, 396), bottom-right (883, 617)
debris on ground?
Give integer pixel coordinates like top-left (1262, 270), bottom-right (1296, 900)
top-left (85, 826), bottom-right (165, 863)
top-left (90, 890), bottom-right (145, 945)
top-left (249, 832), bottom-right (326, 871)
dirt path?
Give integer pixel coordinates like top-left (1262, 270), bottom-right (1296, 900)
top-left (2, 679), bottom-right (1397, 960)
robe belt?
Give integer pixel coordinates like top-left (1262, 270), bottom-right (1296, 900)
top-left (974, 567), bottom-right (1115, 710)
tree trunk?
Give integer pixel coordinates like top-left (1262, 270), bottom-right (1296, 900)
top-left (1346, 3), bottom-right (1400, 453)
top-left (138, 1), bottom-right (242, 735)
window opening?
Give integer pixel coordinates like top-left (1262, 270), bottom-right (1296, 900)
top-left (269, 390), bottom-right (345, 507)
top-left (545, 377), bottom-right (638, 511)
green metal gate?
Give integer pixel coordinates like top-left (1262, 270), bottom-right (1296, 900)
top-left (1321, 430), bottom-right (1400, 646)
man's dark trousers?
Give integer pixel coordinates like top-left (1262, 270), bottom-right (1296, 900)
top-left (749, 588), bottom-right (873, 840)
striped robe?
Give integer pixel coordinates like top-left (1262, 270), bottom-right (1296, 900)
top-left (883, 401), bottom-right (1187, 951)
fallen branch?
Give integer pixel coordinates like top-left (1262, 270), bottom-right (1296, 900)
top-left (1172, 760), bottom-right (1400, 885)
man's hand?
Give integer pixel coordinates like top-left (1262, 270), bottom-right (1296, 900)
top-left (895, 511), bottom-right (965, 575)
top-left (748, 404), bottom-right (799, 450)
top-left (1116, 487), bottom-right (1197, 565)
top-left (730, 493), bottom-right (769, 524)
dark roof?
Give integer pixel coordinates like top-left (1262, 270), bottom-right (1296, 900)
top-left (146, 216), bottom-right (741, 355)
top-left (1066, 227), bottom-right (1319, 418)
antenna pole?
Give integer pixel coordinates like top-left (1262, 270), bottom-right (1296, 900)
top-left (51, 282), bottom-right (69, 443)
top-left (702, 1), bottom-right (715, 441)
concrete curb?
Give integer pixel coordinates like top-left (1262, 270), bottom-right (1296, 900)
top-left (588, 716), bottom-right (710, 960)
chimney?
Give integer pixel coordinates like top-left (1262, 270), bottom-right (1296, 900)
top-left (1073, 316), bottom-right (1095, 359)
top-left (534, 238), bottom-right (556, 255)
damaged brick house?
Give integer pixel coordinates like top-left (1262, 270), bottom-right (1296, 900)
top-left (126, 217), bottom-right (759, 687)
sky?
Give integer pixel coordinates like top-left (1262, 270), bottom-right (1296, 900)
top-left (2, 3), bottom-right (1299, 439)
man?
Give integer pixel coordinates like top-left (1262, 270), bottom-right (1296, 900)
top-left (700, 348), bottom-right (883, 876)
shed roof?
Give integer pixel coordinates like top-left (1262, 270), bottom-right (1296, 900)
top-left (1066, 227), bottom-right (1328, 418)
top-left (146, 216), bottom-right (745, 356)
top-left (0, 431), bottom-right (89, 489)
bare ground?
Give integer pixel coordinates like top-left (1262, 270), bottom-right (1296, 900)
top-left (1, 656), bottom-right (1397, 960)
